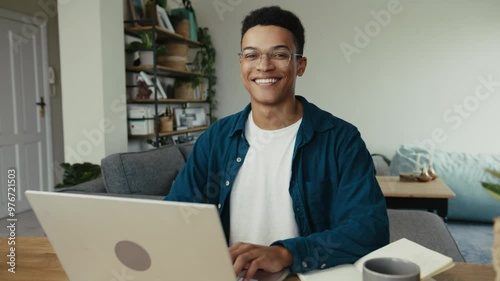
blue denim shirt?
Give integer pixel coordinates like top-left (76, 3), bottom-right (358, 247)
top-left (165, 96), bottom-right (389, 273)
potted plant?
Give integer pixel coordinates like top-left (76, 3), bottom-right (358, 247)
top-left (481, 169), bottom-right (500, 280)
top-left (54, 162), bottom-right (101, 188)
top-left (126, 31), bottom-right (167, 66)
top-left (173, 76), bottom-right (201, 99)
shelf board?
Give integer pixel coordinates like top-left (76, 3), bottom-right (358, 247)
top-left (127, 98), bottom-right (209, 104)
top-left (125, 26), bottom-right (203, 47)
top-left (128, 126), bottom-right (209, 138)
top-left (126, 65), bottom-right (207, 78)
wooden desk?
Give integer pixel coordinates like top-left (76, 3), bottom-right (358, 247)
top-left (284, 263), bottom-right (495, 281)
top-left (0, 236), bottom-right (69, 281)
top-left (1, 236), bottom-right (494, 281)
top-left (377, 176), bottom-right (456, 219)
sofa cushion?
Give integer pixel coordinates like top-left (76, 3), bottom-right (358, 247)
top-left (101, 145), bottom-right (186, 196)
top-left (389, 145), bottom-right (500, 222)
top-left (177, 143), bottom-right (194, 161)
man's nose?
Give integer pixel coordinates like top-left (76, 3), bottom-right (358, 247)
top-left (256, 54), bottom-right (274, 70)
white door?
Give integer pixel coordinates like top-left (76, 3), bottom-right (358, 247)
top-left (0, 14), bottom-right (51, 218)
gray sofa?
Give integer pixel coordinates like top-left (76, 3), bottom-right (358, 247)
top-left (58, 144), bottom-right (465, 262)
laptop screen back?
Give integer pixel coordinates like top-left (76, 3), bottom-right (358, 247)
top-left (26, 191), bottom-right (236, 281)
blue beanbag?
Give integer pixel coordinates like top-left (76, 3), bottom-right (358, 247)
top-left (389, 145), bottom-right (500, 222)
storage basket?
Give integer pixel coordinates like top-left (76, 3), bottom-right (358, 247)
top-left (158, 56), bottom-right (187, 71)
top-left (166, 42), bottom-right (189, 57)
top-left (175, 19), bottom-right (190, 39)
top-left (159, 116), bottom-right (174, 132)
top-left (174, 82), bottom-right (195, 99)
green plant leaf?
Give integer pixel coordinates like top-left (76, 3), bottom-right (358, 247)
top-left (481, 182), bottom-right (500, 200)
top-left (485, 169), bottom-right (500, 179)
top-left (55, 162), bottom-right (101, 188)
top-left (137, 31), bottom-right (154, 48)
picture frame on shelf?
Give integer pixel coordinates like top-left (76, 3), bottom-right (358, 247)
top-left (174, 107), bottom-right (206, 129)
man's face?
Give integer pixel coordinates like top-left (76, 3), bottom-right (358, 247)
top-left (240, 25), bottom-right (307, 107)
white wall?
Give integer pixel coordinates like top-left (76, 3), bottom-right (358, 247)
top-left (191, 0), bottom-right (500, 157)
top-left (59, 0), bottom-right (127, 164)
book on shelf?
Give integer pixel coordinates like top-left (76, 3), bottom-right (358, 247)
top-left (297, 238), bottom-right (454, 281)
top-left (157, 5), bottom-right (175, 32)
top-left (156, 9), bottom-right (166, 29)
top-left (138, 71), bottom-right (167, 99)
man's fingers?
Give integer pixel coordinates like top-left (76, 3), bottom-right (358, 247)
top-left (233, 251), bottom-right (257, 277)
top-left (244, 258), bottom-right (262, 281)
top-left (229, 242), bottom-right (255, 262)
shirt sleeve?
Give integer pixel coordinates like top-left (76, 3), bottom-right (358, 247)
top-left (272, 129), bottom-right (390, 273)
top-left (164, 128), bottom-right (211, 203)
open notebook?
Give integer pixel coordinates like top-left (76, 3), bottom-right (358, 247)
top-left (297, 238), bottom-right (454, 281)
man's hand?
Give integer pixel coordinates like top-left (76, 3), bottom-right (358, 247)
top-left (229, 242), bottom-right (293, 280)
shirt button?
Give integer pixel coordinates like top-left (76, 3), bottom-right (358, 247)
top-left (320, 264), bottom-right (326, 269)
top-left (225, 180), bottom-right (230, 186)
top-left (218, 204), bottom-right (221, 209)
top-left (236, 157), bottom-right (242, 163)
top-left (302, 261), bottom-right (308, 268)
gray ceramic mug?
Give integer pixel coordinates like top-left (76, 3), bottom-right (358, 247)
top-left (363, 257), bottom-right (420, 281)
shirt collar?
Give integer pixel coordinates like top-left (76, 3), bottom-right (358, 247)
top-left (228, 95), bottom-right (336, 141)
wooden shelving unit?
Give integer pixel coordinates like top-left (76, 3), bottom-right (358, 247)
top-left (125, 26), bottom-right (203, 47)
top-left (128, 126), bottom-right (209, 138)
top-left (125, 20), bottom-right (213, 148)
top-left (126, 65), bottom-right (207, 78)
top-left (128, 98), bottom-right (208, 104)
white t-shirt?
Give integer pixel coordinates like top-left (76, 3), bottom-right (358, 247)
top-left (229, 112), bottom-right (302, 246)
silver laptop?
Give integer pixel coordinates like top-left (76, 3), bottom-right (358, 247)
top-left (25, 191), bottom-right (289, 281)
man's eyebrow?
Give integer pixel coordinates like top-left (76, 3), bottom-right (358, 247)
top-left (241, 45), bottom-right (292, 51)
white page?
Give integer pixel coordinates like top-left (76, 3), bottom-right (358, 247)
top-left (354, 238), bottom-right (454, 280)
top-left (295, 238), bottom-right (453, 281)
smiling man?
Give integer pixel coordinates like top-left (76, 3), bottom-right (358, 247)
top-left (165, 6), bottom-right (389, 281)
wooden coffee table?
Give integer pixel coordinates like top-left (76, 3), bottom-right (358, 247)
top-left (0, 236), bottom-right (494, 281)
top-left (377, 176), bottom-right (456, 219)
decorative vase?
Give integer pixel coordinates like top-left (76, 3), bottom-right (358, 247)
top-left (139, 50), bottom-right (155, 66)
top-left (494, 217), bottom-right (500, 281)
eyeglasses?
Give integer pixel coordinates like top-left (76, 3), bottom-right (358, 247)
top-left (238, 48), bottom-right (303, 67)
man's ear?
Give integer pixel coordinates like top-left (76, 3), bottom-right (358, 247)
top-left (297, 57), bottom-right (307, 77)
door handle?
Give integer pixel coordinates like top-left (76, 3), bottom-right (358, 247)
top-left (36, 97), bottom-right (46, 118)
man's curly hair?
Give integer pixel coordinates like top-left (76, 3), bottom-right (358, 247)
top-left (241, 6), bottom-right (305, 55)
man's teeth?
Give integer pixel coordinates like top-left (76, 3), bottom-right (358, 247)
top-left (255, 78), bottom-right (278, 84)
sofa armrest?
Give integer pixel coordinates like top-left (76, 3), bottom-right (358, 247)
top-left (56, 177), bottom-right (107, 194)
